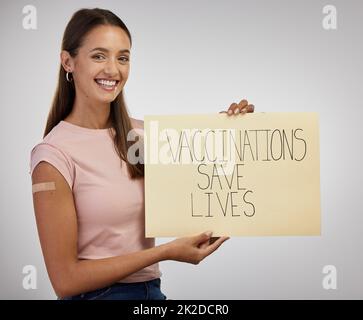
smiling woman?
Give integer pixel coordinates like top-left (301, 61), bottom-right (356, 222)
top-left (29, 7), bottom-right (232, 301)
top-left (46, 8), bottom-right (141, 177)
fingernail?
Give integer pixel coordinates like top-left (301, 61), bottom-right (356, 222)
top-left (234, 108), bottom-right (240, 114)
top-left (228, 110), bottom-right (232, 115)
top-left (205, 231), bottom-right (213, 237)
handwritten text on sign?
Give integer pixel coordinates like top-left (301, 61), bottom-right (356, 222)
top-left (144, 113), bottom-right (320, 237)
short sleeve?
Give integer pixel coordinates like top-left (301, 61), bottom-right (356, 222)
top-left (29, 143), bottom-right (75, 190)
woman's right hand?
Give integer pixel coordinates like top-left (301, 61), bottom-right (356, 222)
top-left (162, 232), bottom-right (230, 265)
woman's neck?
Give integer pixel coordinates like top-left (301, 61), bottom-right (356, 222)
top-left (64, 97), bottom-right (112, 129)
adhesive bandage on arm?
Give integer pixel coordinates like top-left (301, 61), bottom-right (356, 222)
top-left (32, 182), bottom-right (56, 194)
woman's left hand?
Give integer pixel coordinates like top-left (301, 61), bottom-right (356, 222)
top-left (219, 99), bottom-right (255, 115)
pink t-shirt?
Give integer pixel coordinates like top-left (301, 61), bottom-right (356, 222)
top-left (29, 119), bottom-right (161, 283)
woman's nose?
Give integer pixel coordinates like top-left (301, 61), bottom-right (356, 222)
top-left (104, 58), bottom-right (118, 75)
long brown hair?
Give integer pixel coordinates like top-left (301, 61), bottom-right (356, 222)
top-left (44, 8), bottom-right (143, 179)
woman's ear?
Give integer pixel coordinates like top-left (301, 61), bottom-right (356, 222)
top-left (60, 50), bottom-right (74, 72)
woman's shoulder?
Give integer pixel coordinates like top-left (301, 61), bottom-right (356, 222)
top-left (30, 122), bottom-right (74, 168)
top-left (130, 117), bottom-right (144, 130)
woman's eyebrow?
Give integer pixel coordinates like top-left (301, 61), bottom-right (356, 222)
top-left (89, 47), bottom-right (130, 54)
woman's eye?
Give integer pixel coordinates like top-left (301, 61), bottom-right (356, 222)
top-left (119, 56), bottom-right (130, 63)
top-left (92, 54), bottom-right (104, 60)
top-left (92, 54), bottom-right (129, 63)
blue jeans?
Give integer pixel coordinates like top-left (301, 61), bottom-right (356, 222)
top-left (60, 278), bottom-right (167, 300)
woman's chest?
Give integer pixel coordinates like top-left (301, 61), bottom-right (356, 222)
top-left (71, 154), bottom-right (144, 225)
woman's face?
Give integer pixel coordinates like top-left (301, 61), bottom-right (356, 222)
top-left (64, 25), bottom-right (131, 105)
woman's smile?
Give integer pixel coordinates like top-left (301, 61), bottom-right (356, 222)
top-left (94, 78), bottom-right (119, 92)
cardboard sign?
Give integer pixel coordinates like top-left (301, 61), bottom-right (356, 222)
top-left (144, 113), bottom-right (320, 237)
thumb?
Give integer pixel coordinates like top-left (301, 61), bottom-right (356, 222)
top-left (193, 231), bottom-right (213, 245)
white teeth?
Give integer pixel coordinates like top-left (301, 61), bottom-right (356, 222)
top-left (95, 79), bottom-right (117, 86)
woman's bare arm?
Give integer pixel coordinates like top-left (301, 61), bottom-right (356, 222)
top-left (32, 161), bottom-right (228, 299)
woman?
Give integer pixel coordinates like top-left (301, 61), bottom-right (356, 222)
top-left (30, 8), bottom-right (255, 300)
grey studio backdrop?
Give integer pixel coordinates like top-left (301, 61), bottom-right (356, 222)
top-left (0, 0), bottom-right (362, 299)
